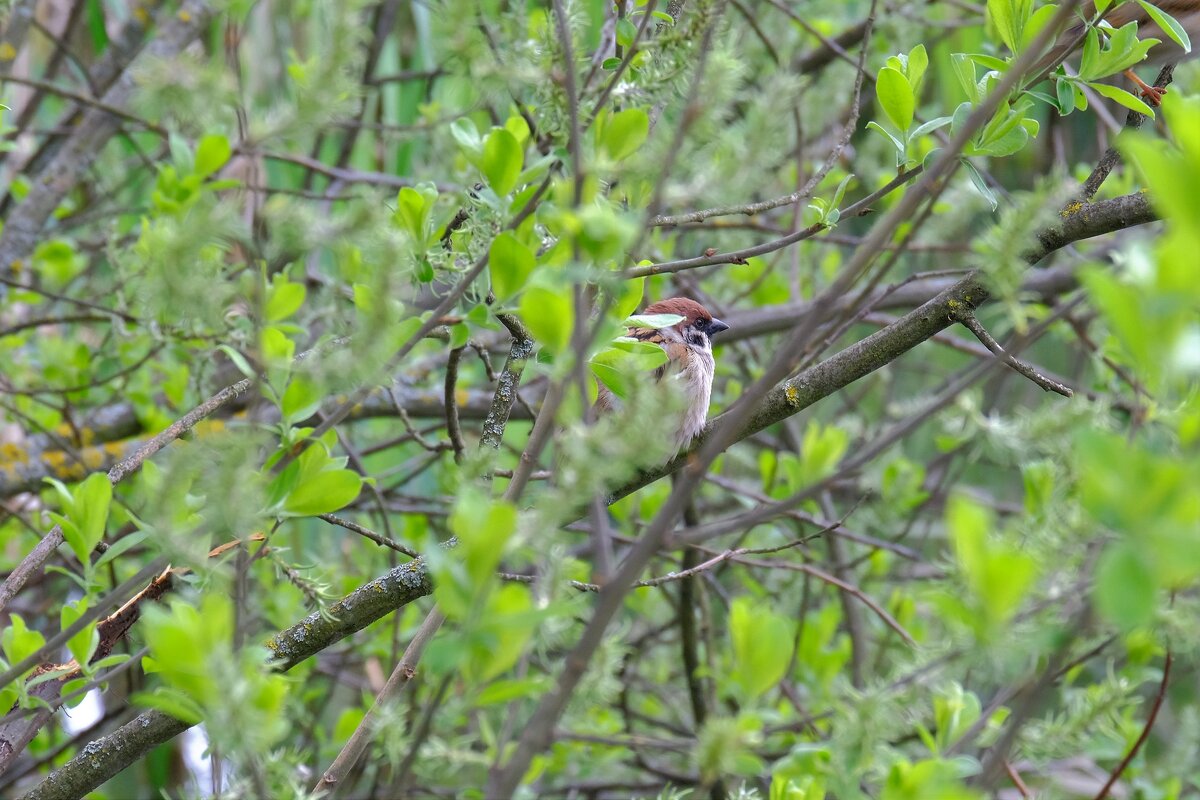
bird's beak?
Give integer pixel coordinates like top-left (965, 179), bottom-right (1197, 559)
top-left (708, 318), bottom-right (730, 336)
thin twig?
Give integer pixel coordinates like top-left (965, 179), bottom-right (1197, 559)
top-left (444, 345), bottom-right (467, 462)
top-left (1005, 761), bottom-right (1032, 799)
top-left (312, 608), bottom-right (446, 794)
top-left (955, 311), bottom-right (1074, 397)
top-left (631, 166), bottom-right (923, 277)
top-left (1093, 651), bottom-right (1173, 800)
top-left (318, 513), bottom-right (419, 558)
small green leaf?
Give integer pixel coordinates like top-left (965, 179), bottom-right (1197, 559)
top-left (615, 17), bottom-right (637, 49)
top-left (281, 375), bottom-right (322, 424)
top-left (626, 313), bottom-right (684, 329)
top-left (1135, 0), bottom-right (1191, 53)
top-left (1, 613), bottom-right (47, 666)
top-left (729, 598), bottom-right (791, 699)
top-left (1087, 81), bottom-right (1155, 117)
top-left (962, 159), bottom-right (999, 211)
top-left (488, 231), bottom-right (536, 302)
top-left (194, 134), bottom-right (232, 179)
top-left (61, 601), bottom-right (99, 668)
top-left (599, 108), bottom-right (650, 161)
top-left (866, 121), bottom-right (906, 157)
top-left (265, 276), bottom-right (306, 322)
top-left (449, 322), bottom-right (470, 350)
top-left (906, 44), bottom-right (929, 94)
top-left (69, 473), bottom-right (112, 565)
top-left (481, 128), bottom-right (523, 196)
top-left (282, 469), bottom-right (363, 517)
top-left (876, 66), bottom-right (915, 132)
top-left (519, 285), bottom-right (573, 353)
top-left (611, 276), bottom-right (645, 322)
top-left (450, 117), bottom-right (482, 153)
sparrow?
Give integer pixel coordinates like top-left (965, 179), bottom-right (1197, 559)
top-left (595, 297), bottom-right (730, 450)
top-left (1035, 1), bottom-right (1200, 105)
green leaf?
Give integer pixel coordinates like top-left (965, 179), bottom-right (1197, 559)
top-left (474, 584), bottom-right (536, 681)
top-left (282, 468), bottom-right (363, 517)
top-left (599, 108), bottom-right (650, 161)
top-left (488, 231), bottom-right (536, 302)
top-left (450, 117), bottom-right (482, 153)
top-left (729, 598), bottom-right (791, 700)
top-left (194, 134), bottom-right (232, 179)
top-left (1087, 81), bottom-right (1155, 117)
top-left (906, 44), bottom-right (929, 94)
top-left (395, 182), bottom-right (438, 243)
top-left (1, 613), bottom-right (47, 666)
top-left (61, 601), bottom-right (99, 668)
top-left (281, 375), bottom-right (322, 424)
top-left (951, 54), bottom-right (979, 103)
top-left (449, 322), bottom-right (470, 350)
top-left (610, 276), bottom-right (645, 322)
top-left (265, 275), bottom-right (306, 322)
top-left (867, 121), bottom-right (906, 157)
top-left (912, 115), bottom-right (953, 140)
top-left (626, 313), bottom-right (684, 329)
top-left (481, 128), bottom-right (523, 196)
top-left (519, 285), bottom-right (573, 354)
top-left (988, 0), bottom-right (1032, 53)
top-left (94, 530), bottom-right (148, 570)
top-left (948, 494), bottom-right (1037, 631)
top-left (1094, 542), bottom-right (1158, 630)
top-left (1136, 0), bottom-right (1192, 54)
top-left (876, 66), bottom-right (915, 132)
top-left (68, 473), bottom-right (112, 565)
top-left (615, 17), bottom-right (637, 49)
top-left (1021, 3), bottom-right (1063, 54)
top-left (962, 159), bottom-right (999, 211)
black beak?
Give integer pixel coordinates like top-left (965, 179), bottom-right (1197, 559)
top-left (708, 318), bottom-right (730, 336)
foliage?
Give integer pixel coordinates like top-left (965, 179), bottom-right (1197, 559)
top-left (0, 0), bottom-right (1198, 798)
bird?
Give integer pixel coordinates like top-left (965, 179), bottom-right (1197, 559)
top-left (595, 296), bottom-right (730, 451)
top-left (1034, 1), bottom-right (1200, 105)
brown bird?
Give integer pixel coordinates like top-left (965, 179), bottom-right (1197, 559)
top-left (595, 297), bottom-right (730, 450)
top-left (1035, 0), bottom-right (1199, 104)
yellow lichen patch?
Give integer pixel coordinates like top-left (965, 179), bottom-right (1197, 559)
top-left (0, 442), bottom-right (28, 463)
top-left (0, 43), bottom-right (17, 61)
top-left (784, 384), bottom-right (801, 407)
top-left (1061, 200), bottom-right (1084, 218)
top-left (42, 451), bottom-right (86, 479)
top-left (81, 448), bottom-right (106, 469)
top-left (42, 450), bottom-right (68, 470)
